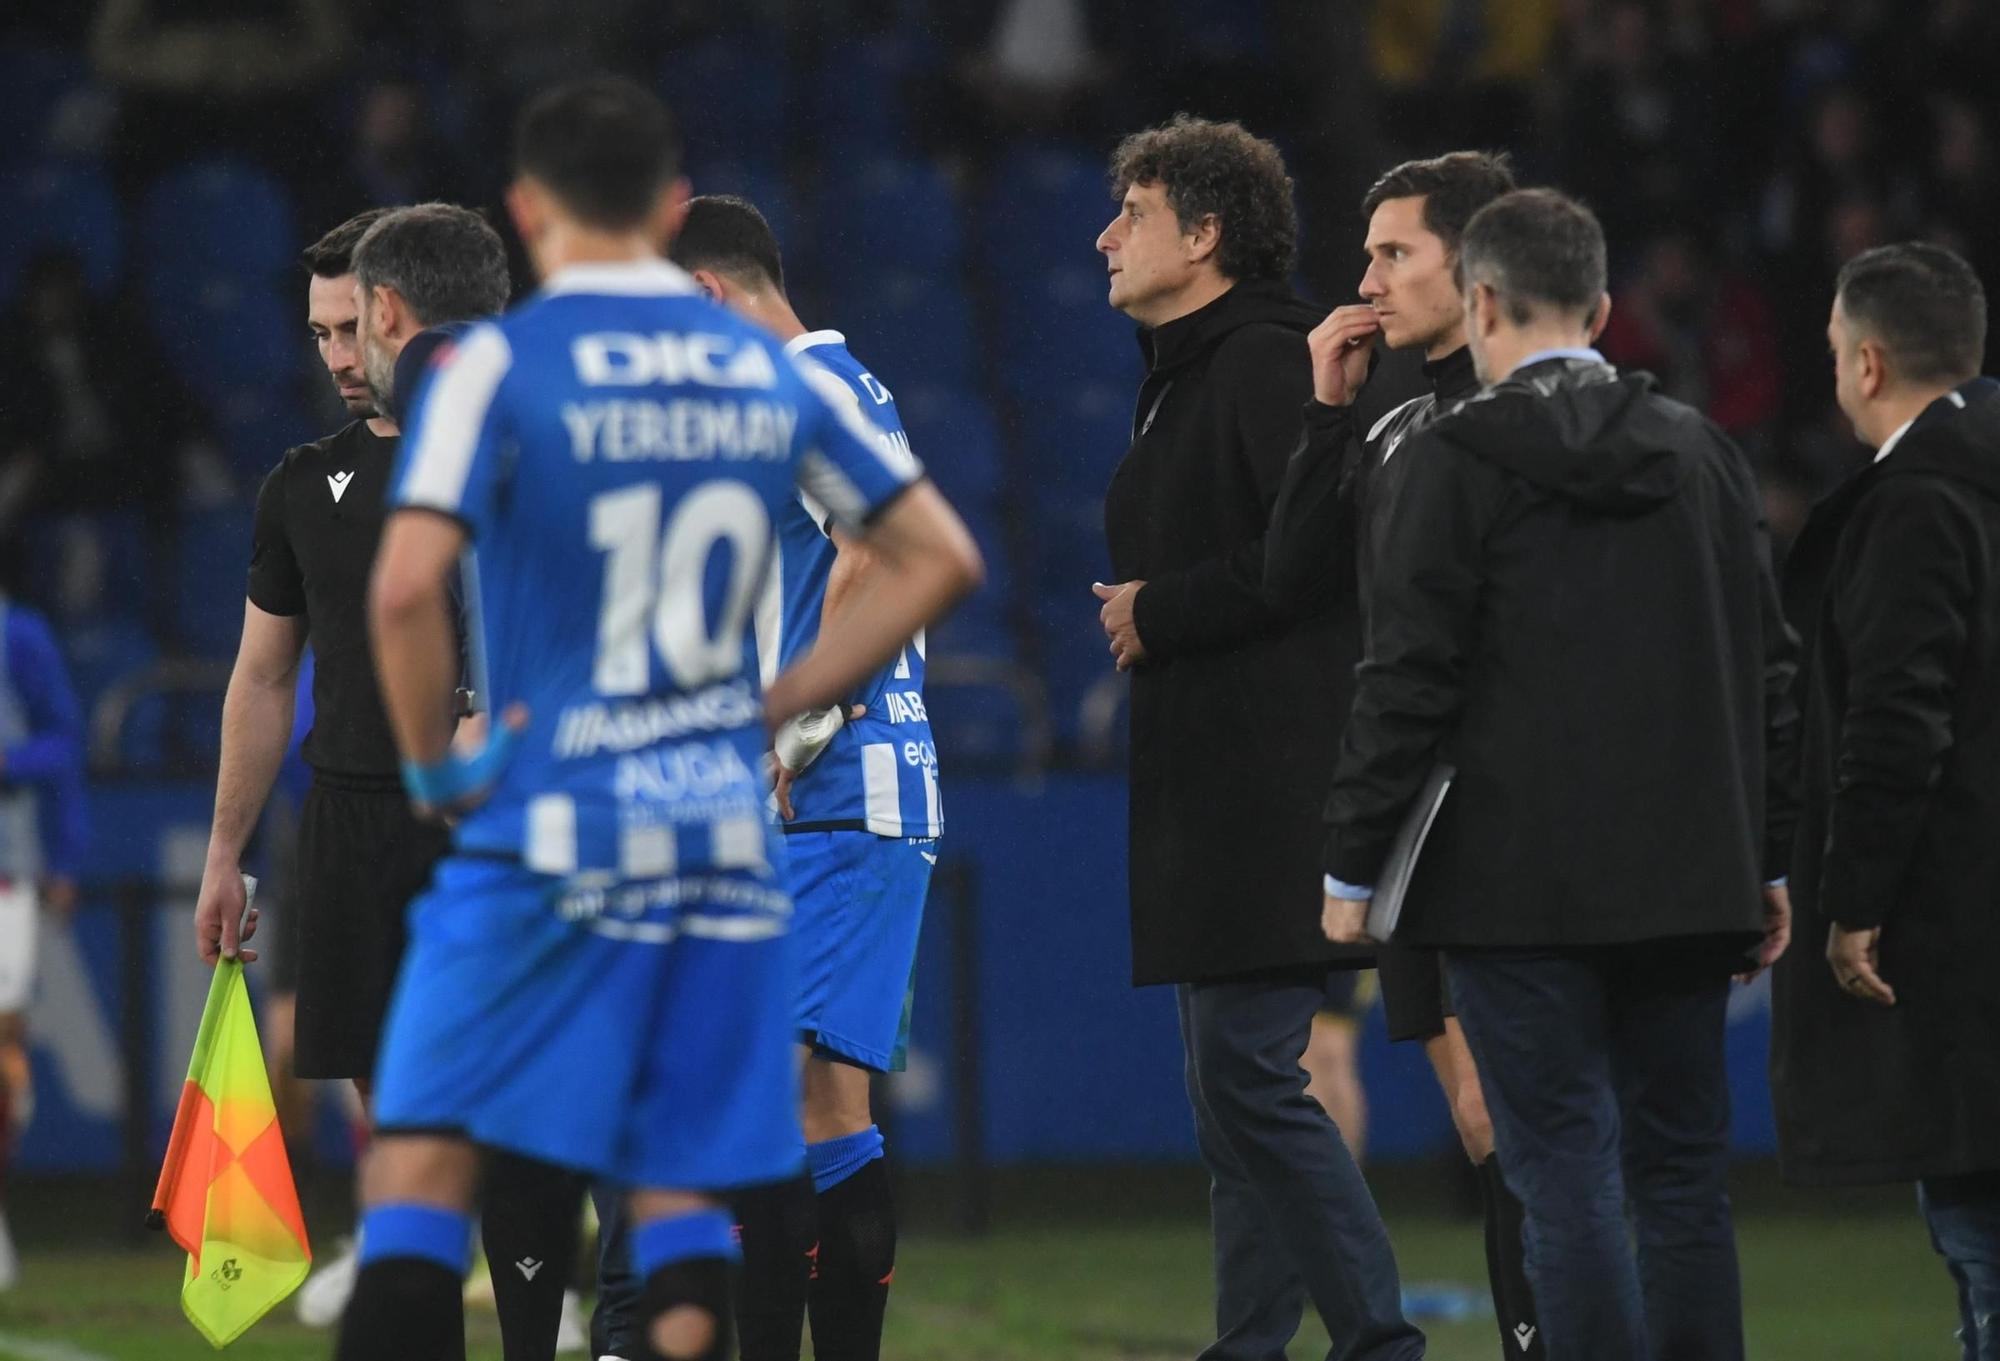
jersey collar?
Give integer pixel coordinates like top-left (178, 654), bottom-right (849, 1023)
top-left (542, 258), bottom-right (699, 298)
top-left (784, 329), bottom-right (846, 357)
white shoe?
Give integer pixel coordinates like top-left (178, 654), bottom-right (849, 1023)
top-left (555, 1289), bottom-right (587, 1353)
top-left (295, 1236), bottom-right (359, 1328)
top-left (0, 1210), bottom-right (19, 1291)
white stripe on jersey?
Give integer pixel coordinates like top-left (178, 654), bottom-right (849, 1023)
top-left (620, 823), bottom-right (676, 878)
top-left (525, 793), bottom-right (577, 874)
top-left (712, 815), bottom-right (768, 869)
top-left (861, 742), bottom-right (903, 836)
top-left (754, 538), bottom-right (783, 689)
top-left (793, 360), bottom-right (917, 531)
top-left (400, 325), bottom-right (513, 513)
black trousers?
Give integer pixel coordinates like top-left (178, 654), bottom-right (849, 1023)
top-left (1176, 969), bottom-right (1424, 1361)
top-left (1447, 944), bottom-right (1744, 1361)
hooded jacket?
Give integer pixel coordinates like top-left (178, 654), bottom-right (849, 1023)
top-left (1322, 355), bottom-right (1799, 950)
top-left (1772, 375), bottom-right (2000, 1186)
top-left (1103, 278), bottom-right (1371, 985)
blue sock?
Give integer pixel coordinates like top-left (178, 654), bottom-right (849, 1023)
top-left (632, 1207), bottom-right (739, 1278)
top-left (807, 1125), bottom-right (885, 1195)
top-left (356, 1202), bottom-right (473, 1274)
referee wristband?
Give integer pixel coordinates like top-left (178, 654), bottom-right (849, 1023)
top-left (400, 722), bottom-right (521, 807)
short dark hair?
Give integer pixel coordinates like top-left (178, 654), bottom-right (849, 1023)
top-left (1108, 114), bottom-right (1297, 282)
top-left (668, 195), bottom-right (785, 294)
top-left (1361, 151), bottom-right (1517, 259)
top-left (1459, 188), bottom-right (1607, 326)
top-left (515, 77), bottom-right (680, 232)
top-left (1836, 242), bottom-right (1987, 385)
top-left (352, 203), bottom-right (511, 326)
top-left (301, 208), bottom-right (392, 278)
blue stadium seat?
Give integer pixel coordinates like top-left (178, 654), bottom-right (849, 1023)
top-left (828, 269), bottom-right (978, 388)
top-left (981, 144), bottom-right (1112, 282)
top-left (660, 38), bottom-right (787, 166)
top-left (806, 34), bottom-right (932, 156)
top-left (991, 260), bottom-right (1143, 400)
top-left (61, 615), bottom-right (165, 770)
top-left (0, 164), bottom-right (123, 304)
top-left (925, 662), bottom-right (1048, 772)
top-left (0, 45), bottom-right (94, 167)
top-left (175, 504), bottom-right (255, 658)
top-left (818, 157), bottom-right (963, 271)
top-left (1014, 380), bottom-right (1133, 494)
top-left (214, 388), bottom-right (319, 486)
top-left (138, 159), bottom-right (296, 280)
top-left (894, 384), bottom-right (1006, 507)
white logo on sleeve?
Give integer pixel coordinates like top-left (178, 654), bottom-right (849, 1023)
top-left (515, 1257), bottom-right (544, 1281)
top-left (1513, 1323), bottom-right (1537, 1351)
top-left (327, 470), bottom-right (355, 503)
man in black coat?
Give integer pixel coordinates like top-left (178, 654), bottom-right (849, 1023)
top-left (1770, 243), bottom-right (2000, 1357)
top-left (1263, 150), bottom-right (1543, 1360)
top-left (1092, 115), bottom-right (1422, 1361)
top-left (1320, 189), bottom-right (1796, 1361)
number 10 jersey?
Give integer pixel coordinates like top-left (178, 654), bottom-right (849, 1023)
top-left (391, 259), bottom-right (918, 880)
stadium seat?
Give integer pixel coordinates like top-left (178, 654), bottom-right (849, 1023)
top-left (0, 163), bottom-right (123, 304)
top-left (174, 504), bottom-right (255, 658)
top-left (1014, 380), bottom-right (1134, 494)
top-left (805, 33), bottom-right (932, 156)
top-left (925, 658), bottom-right (1051, 773)
top-left (895, 384), bottom-right (1007, 507)
top-left (214, 388), bottom-right (319, 485)
top-left (828, 268), bottom-right (979, 388)
top-left (818, 156), bottom-right (964, 271)
top-left (138, 158), bottom-right (297, 280)
top-left (61, 614), bottom-right (165, 770)
top-left (980, 144), bottom-right (1112, 282)
top-left (660, 38), bottom-right (787, 166)
top-left (992, 260), bottom-right (1144, 398)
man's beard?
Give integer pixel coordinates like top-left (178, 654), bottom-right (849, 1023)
top-left (361, 333), bottom-right (397, 415)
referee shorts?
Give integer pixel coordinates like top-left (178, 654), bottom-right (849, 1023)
top-left (291, 776), bottom-right (451, 1080)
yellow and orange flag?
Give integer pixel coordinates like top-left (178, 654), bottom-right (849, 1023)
top-left (149, 942), bottom-right (311, 1347)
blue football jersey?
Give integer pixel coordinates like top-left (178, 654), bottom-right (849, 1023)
top-left (754, 332), bottom-right (940, 840)
top-left (390, 260), bottom-right (918, 878)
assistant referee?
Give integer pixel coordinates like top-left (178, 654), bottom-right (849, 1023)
top-left (191, 205), bottom-right (590, 1360)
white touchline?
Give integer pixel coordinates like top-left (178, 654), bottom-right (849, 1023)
top-left (0, 1332), bottom-right (119, 1361)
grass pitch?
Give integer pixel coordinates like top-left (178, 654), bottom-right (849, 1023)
top-left (0, 1170), bottom-right (1955, 1359)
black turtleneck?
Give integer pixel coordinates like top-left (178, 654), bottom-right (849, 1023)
top-left (1423, 344), bottom-right (1479, 406)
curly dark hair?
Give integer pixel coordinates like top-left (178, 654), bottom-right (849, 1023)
top-left (1109, 114), bottom-right (1297, 282)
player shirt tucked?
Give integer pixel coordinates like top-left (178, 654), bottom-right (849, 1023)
top-left (390, 259), bottom-right (917, 887)
top-left (756, 332), bottom-right (940, 839)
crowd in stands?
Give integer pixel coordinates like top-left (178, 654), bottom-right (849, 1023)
top-left (2, 0), bottom-right (1996, 769)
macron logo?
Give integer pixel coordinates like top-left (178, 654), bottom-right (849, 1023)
top-left (515, 1256), bottom-right (543, 1281)
top-left (327, 470), bottom-right (355, 503)
top-left (1513, 1323), bottom-right (1537, 1351)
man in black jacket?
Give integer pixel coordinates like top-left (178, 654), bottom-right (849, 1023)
top-left (1264, 151), bottom-right (1542, 1360)
top-left (1093, 115), bottom-right (1422, 1361)
top-left (1320, 189), bottom-right (1796, 1361)
top-left (1771, 243), bottom-right (2000, 1358)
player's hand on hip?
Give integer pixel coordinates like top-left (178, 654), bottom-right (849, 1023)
top-left (194, 862), bottom-right (257, 967)
top-left (401, 702), bottom-right (530, 822)
top-left (1321, 891), bottom-right (1372, 945)
top-left (1092, 580), bottom-right (1148, 670)
top-left (1827, 921), bottom-right (1896, 1006)
top-left (1308, 306), bottom-right (1381, 408)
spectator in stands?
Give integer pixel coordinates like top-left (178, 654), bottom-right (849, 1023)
top-left (1599, 228), bottom-right (1782, 458)
top-left (0, 586), bottom-right (88, 1292)
top-left (1773, 243), bottom-right (2000, 1361)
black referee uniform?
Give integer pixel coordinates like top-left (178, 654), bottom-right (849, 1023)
top-left (248, 418), bottom-right (452, 1081)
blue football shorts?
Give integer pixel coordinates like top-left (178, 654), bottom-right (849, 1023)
top-left (371, 854), bottom-right (802, 1191)
top-left (786, 830), bottom-right (936, 1073)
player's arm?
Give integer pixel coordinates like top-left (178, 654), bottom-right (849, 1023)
top-left (3, 611), bottom-right (89, 915)
top-left (765, 481), bottom-right (981, 728)
top-left (195, 600), bottom-right (306, 964)
top-left (370, 511), bottom-right (472, 771)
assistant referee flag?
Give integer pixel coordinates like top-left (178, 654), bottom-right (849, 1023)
top-left (149, 881), bottom-right (311, 1347)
